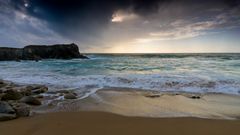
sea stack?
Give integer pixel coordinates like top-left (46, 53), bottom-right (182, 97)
top-left (0, 43), bottom-right (88, 61)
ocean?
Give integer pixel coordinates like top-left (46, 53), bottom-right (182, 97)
top-left (0, 53), bottom-right (240, 98)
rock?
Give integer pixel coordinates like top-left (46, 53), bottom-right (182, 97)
top-left (0, 93), bottom-right (4, 100)
top-left (0, 47), bottom-right (22, 61)
top-left (0, 113), bottom-right (16, 121)
top-left (20, 96), bottom-right (41, 105)
top-left (11, 103), bottom-right (30, 117)
top-left (56, 90), bottom-right (71, 94)
top-left (1, 90), bottom-right (23, 101)
top-left (25, 85), bottom-right (48, 94)
top-left (20, 88), bottom-right (32, 96)
top-left (0, 80), bottom-right (7, 88)
top-left (34, 95), bottom-right (44, 99)
top-left (0, 43), bottom-right (88, 61)
top-left (145, 94), bottom-right (161, 98)
top-left (0, 101), bottom-right (15, 114)
top-left (190, 95), bottom-right (201, 99)
top-left (64, 93), bottom-right (77, 99)
top-left (31, 86), bottom-right (48, 94)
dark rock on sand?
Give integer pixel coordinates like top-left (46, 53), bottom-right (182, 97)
top-left (11, 103), bottom-right (30, 117)
top-left (0, 43), bottom-right (88, 61)
top-left (20, 96), bottom-right (41, 105)
top-left (64, 93), bottom-right (77, 99)
top-left (0, 101), bottom-right (16, 121)
top-left (0, 113), bottom-right (16, 121)
top-left (0, 101), bottom-right (15, 114)
top-left (1, 90), bottom-right (23, 101)
top-left (145, 94), bottom-right (161, 98)
top-left (190, 95), bottom-right (201, 99)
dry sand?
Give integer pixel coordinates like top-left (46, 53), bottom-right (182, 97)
top-left (0, 111), bottom-right (240, 135)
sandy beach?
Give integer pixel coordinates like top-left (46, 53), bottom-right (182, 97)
top-left (49, 88), bottom-right (240, 120)
top-left (0, 111), bottom-right (240, 135)
top-left (1, 86), bottom-right (240, 135)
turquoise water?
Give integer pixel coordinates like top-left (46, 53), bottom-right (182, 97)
top-left (0, 53), bottom-right (240, 96)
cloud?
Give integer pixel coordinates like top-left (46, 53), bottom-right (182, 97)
top-left (133, 6), bottom-right (240, 43)
top-left (0, 0), bottom-right (70, 47)
top-left (111, 10), bottom-right (138, 23)
top-left (0, 0), bottom-right (240, 52)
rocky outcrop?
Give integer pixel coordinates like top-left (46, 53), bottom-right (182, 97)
top-left (64, 93), bottom-right (77, 99)
top-left (0, 48), bottom-right (22, 61)
top-left (0, 43), bottom-right (88, 61)
top-left (0, 101), bottom-right (16, 121)
top-left (0, 101), bottom-right (15, 114)
top-left (0, 80), bottom-right (79, 121)
top-left (1, 90), bottom-right (23, 101)
top-left (0, 80), bottom-right (46, 121)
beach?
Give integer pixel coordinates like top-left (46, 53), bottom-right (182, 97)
top-left (1, 83), bottom-right (240, 135)
top-left (47, 88), bottom-right (240, 120)
top-left (1, 111), bottom-right (240, 135)
top-left (1, 0), bottom-right (240, 134)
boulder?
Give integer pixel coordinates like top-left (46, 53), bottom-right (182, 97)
top-left (0, 113), bottom-right (16, 121)
top-left (190, 95), bottom-right (201, 99)
top-left (1, 90), bottom-right (23, 101)
top-left (0, 93), bottom-right (4, 100)
top-left (11, 103), bottom-right (30, 117)
top-left (32, 87), bottom-right (48, 94)
top-left (0, 101), bottom-right (15, 114)
top-left (64, 93), bottom-right (77, 99)
top-left (25, 85), bottom-right (48, 94)
top-left (20, 88), bottom-right (32, 96)
top-left (145, 94), bottom-right (161, 98)
top-left (0, 43), bottom-right (88, 61)
top-left (20, 96), bottom-right (41, 105)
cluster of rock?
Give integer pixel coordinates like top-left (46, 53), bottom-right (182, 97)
top-left (0, 43), bottom-right (88, 61)
top-left (0, 80), bottom-right (48, 121)
top-left (0, 80), bottom-right (80, 121)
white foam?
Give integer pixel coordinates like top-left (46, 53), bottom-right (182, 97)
top-left (0, 55), bottom-right (240, 98)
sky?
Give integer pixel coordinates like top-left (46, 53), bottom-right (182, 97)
top-left (0, 0), bottom-right (240, 53)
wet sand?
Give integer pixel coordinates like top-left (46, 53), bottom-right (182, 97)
top-left (0, 111), bottom-right (240, 135)
top-left (51, 88), bottom-right (240, 119)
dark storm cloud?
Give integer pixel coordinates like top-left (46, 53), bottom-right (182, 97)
top-left (7, 0), bottom-right (171, 41)
top-left (0, 0), bottom-right (240, 50)
top-left (10, 0), bottom-right (239, 34)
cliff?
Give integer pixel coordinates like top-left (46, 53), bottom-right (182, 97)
top-left (0, 43), bottom-right (88, 61)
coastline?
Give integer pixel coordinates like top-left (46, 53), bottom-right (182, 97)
top-left (1, 80), bottom-right (240, 134)
top-left (1, 111), bottom-right (240, 135)
top-left (47, 88), bottom-right (240, 120)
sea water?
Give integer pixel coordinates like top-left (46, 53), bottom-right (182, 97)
top-left (0, 53), bottom-right (239, 97)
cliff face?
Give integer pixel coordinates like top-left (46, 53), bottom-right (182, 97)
top-left (0, 43), bottom-right (88, 61)
top-left (0, 48), bottom-right (22, 61)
